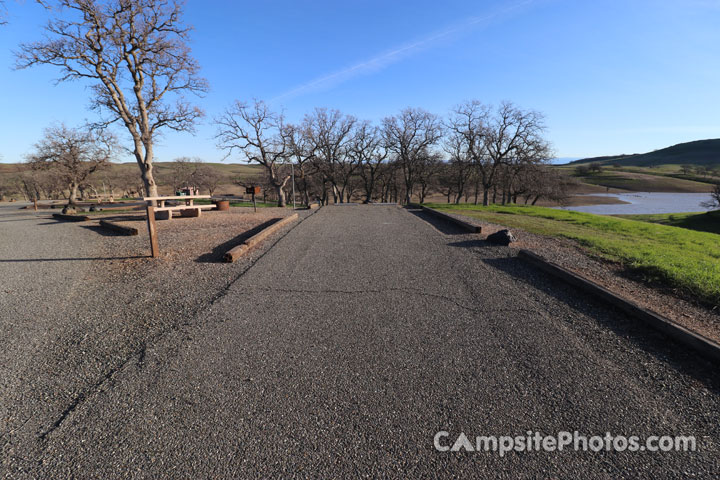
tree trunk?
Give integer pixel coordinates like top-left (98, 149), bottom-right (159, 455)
top-left (273, 175), bottom-right (291, 207)
top-left (139, 161), bottom-right (158, 198)
top-left (275, 183), bottom-right (286, 207)
top-left (68, 181), bottom-right (79, 205)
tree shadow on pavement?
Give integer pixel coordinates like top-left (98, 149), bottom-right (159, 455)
top-left (405, 208), bottom-right (470, 235)
top-left (483, 255), bottom-right (720, 393)
top-left (195, 219), bottom-right (279, 263)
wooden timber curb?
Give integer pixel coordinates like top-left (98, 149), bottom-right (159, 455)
top-left (224, 213), bottom-right (299, 263)
top-left (518, 249), bottom-right (720, 364)
top-left (98, 220), bottom-right (139, 236)
top-left (408, 204), bottom-right (482, 233)
top-left (52, 213), bottom-right (90, 222)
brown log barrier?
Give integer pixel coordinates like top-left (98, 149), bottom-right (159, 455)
top-left (98, 220), bottom-right (139, 236)
top-left (518, 249), bottom-right (720, 364)
top-left (52, 213), bottom-right (90, 222)
top-left (408, 205), bottom-right (482, 233)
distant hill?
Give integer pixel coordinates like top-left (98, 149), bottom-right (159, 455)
top-left (569, 139), bottom-right (720, 167)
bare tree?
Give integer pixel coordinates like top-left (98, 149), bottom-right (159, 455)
top-left (588, 162), bottom-right (603, 173)
top-left (285, 123), bottom-right (316, 206)
top-left (215, 100), bottom-right (291, 207)
top-left (701, 183), bottom-right (720, 210)
top-left (349, 121), bottom-right (387, 203)
top-left (575, 164), bottom-right (590, 176)
top-left (414, 151), bottom-right (443, 204)
top-left (16, 0), bottom-right (208, 198)
top-left (443, 128), bottom-right (476, 204)
top-left (162, 157), bottom-right (196, 192)
top-left (383, 108), bottom-right (442, 204)
top-left (194, 163), bottom-right (223, 195)
top-left (514, 165), bottom-right (574, 205)
top-left (303, 108), bottom-right (357, 203)
top-left (446, 101), bottom-right (494, 205)
top-left (26, 124), bottom-right (114, 211)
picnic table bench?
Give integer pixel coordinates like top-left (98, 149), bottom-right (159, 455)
top-left (144, 195), bottom-right (213, 220)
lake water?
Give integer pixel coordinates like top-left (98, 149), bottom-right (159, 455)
top-left (558, 192), bottom-right (715, 215)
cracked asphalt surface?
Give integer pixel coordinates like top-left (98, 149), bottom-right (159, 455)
top-left (3, 204), bottom-right (720, 478)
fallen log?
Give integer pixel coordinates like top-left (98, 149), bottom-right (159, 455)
top-left (224, 213), bottom-right (299, 262)
top-left (52, 213), bottom-right (90, 222)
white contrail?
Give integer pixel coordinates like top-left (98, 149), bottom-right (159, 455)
top-left (270, 0), bottom-right (536, 103)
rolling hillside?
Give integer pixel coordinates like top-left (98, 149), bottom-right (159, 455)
top-left (569, 139), bottom-right (720, 168)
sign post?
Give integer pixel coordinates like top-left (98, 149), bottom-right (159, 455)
top-left (246, 186), bottom-right (260, 213)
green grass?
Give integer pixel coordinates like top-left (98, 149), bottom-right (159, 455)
top-left (426, 203), bottom-right (720, 306)
top-left (619, 210), bottom-right (720, 235)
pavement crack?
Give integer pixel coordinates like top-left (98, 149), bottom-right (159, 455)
top-left (38, 364), bottom-right (117, 441)
top-left (33, 210), bottom-right (316, 444)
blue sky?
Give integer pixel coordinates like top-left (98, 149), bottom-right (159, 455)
top-left (1, 0), bottom-right (719, 163)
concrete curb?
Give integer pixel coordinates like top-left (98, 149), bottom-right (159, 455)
top-left (224, 213), bottom-right (299, 263)
top-left (409, 205), bottom-right (482, 233)
top-left (518, 249), bottom-right (720, 364)
top-left (52, 213), bottom-right (90, 222)
top-left (98, 220), bottom-right (139, 236)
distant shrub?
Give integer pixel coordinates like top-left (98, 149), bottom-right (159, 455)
top-left (575, 165), bottom-right (590, 175)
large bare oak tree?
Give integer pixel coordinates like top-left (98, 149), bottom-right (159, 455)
top-left (16, 0), bottom-right (208, 197)
top-left (383, 108), bottom-right (443, 204)
top-left (215, 100), bottom-right (291, 207)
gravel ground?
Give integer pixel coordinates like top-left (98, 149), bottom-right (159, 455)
top-left (0, 204), bottom-right (311, 477)
top-left (435, 209), bottom-right (720, 344)
top-left (2, 204), bottom-right (717, 478)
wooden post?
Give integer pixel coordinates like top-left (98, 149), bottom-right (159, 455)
top-left (146, 205), bottom-right (159, 258)
top-left (252, 191), bottom-right (257, 213)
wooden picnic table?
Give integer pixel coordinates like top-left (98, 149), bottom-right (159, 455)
top-left (143, 195), bottom-right (212, 219)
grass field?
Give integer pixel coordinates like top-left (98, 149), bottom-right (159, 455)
top-left (427, 203), bottom-right (720, 306)
top-left (619, 210), bottom-right (720, 235)
top-left (555, 165), bottom-right (715, 193)
top-left (569, 138), bottom-right (720, 168)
